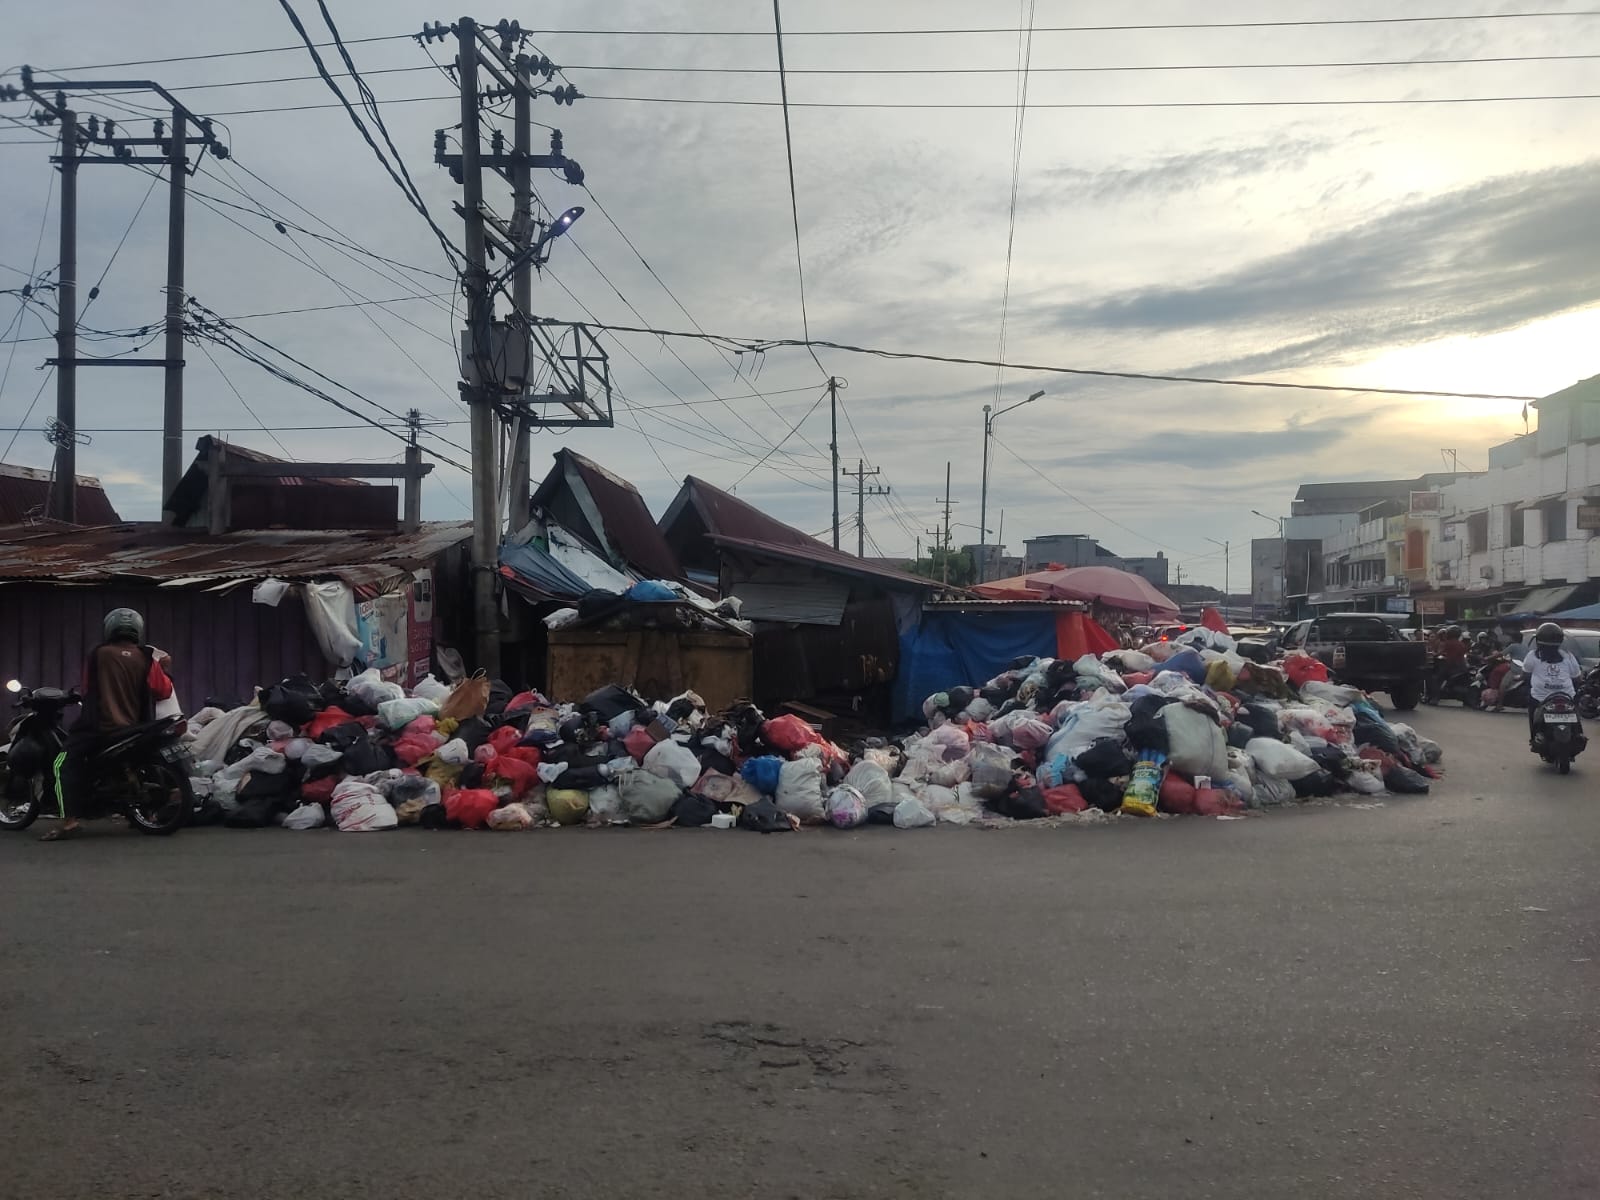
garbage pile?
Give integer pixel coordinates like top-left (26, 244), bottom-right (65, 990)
top-left (906, 628), bottom-right (1443, 820)
top-left (181, 627), bottom-right (1443, 833)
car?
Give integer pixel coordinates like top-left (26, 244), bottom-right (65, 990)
top-left (1515, 628), bottom-right (1600, 673)
top-left (1278, 613), bottom-right (1429, 709)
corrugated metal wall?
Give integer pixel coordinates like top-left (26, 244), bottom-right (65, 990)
top-left (0, 582), bottom-right (327, 714)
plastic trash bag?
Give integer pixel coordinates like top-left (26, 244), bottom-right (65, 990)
top-left (738, 755), bottom-right (784, 796)
top-left (1162, 704), bottom-right (1229, 781)
top-left (619, 769), bottom-right (680, 823)
top-left (842, 761), bottom-right (893, 809)
top-left (587, 784), bottom-right (623, 824)
top-left (1043, 784), bottom-right (1088, 814)
top-left (330, 779), bottom-right (398, 831)
top-left (825, 785), bottom-right (869, 828)
top-left (1254, 773), bottom-right (1297, 806)
top-left (1299, 680), bottom-right (1363, 708)
top-left (893, 795), bottom-right (936, 828)
top-left (410, 673), bottom-right (451, 702)
top-left (216, 745), bottom-right (286, 784)
top-left (486, 801), bottom-right (536, 830)
top-left (1345, 765), bottom-right (1385, 795)
top-left (967, 743), bottom-right (1017, 800)
top-left (925, 723), bottom-right (971, 760)
top-left (775, 756), bottom-right (826, 822)
top-left (443, 787), bottom-right (497, 829)
top-left (739, 795), bottom-right (793, 833)
top-left (1046, 701), bottom-right (1133, 761)
top-left (282, 802), bottom-right (326, 830)
top-left (1383, 764), bottom-right (1431, 794)
top-left (378, 696), bottom-right (439, 731)
top-left (434, 738), bottom-right (470, 766)
top-left (547, 787), bottom-right (590, 826)
top-left (347, 668), bottom-right (406, 708)
top-left (643, 738), bottom-right (701, 789)
top-left (1246, 737), bottom-right (1320, 780)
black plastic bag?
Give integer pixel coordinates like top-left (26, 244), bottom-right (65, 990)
top-left (1383, 764), bottom-right (1430, 794)
top-left (342, 736), bottom-right (393, 776)
top-left (738, 795), bottom-right (791, 833)
top-left (453, 716), bottom-right (493, 752)
top-left (1075, 738), bottom-right (1133, 780)
top-left (459, 761), bottom-right (486, 791)
top-left (1354, 716), bottom-right (1399, 755)
top-left (1078, 777), bottom-right (1124, 813)
top-left (580, 683), bottom-right (647, 723)
top-left (317, 721), bottom-right (367, 751)
top-left (486, 679), bottom-right (513, 716)
top-left (994, 785), bottom-right (1048, 820)
top-left (672, 791), bottom-right (718, 827)
top-left (947, 685), bottom-right (976, 714)
top-left (866, 802), bottom-right (898, 826)
top-left (337, 691), bottom-right (379, 719)
top-left (1226, 722), bottom-right (1253, 750)
top-left (557, 763), bottom-right (607, 791)
top-left (258, 675), bottom-right (321, 727)
top-left (1291, 769), bottom-right (1338, 798)
top-left (1241, 703), bottom-right (1283, 741)
top-left (1307, 743), bottom-right (1348, 776)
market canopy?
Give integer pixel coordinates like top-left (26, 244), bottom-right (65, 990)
top-left (973, 565), bottom-right (1181, 620)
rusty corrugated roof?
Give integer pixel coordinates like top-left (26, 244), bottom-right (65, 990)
top-left (709, 534), bottom-right (944, 592)
top-left (0, 520), bottom-right (471, 588)
top-left (0, 463), bottom-right (121, 525)
top-left (165, 435), bottom-right (368, 524)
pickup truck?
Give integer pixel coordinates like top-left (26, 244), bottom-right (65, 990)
top-left (1277, 613), bottom-right (1428, 710)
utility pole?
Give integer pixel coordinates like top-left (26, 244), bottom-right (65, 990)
top-left (977, 388), bottom-right (1044, 583)
top-left (506, 50), bottom-right (534, 536)
top-left (842, 458), bottom-right (888, 558)
top-left (1206, 537), bottom-right (1230, 606)
top-left (52, 106), bottom-right (78, 522)
top-left (403, 409), bottom-right (424, 533)
top-left (829, 376), bottom-right (840, 550)
top-left (935, 461), bottom-right (958, 585)
top-left (456, 18), bottom-right (501, 677)
top-left (21, 69), bottom-right (227, 519)
top-left (428, 17), bottom-right (602, 675)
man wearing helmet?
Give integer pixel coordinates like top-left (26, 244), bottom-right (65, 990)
top-left (1522, 621), bottom-right (1582, 740)
top-left (43, 609), bottom-right (174, 840)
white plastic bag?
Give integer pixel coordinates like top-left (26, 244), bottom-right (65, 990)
top-left (487, 802), bottom-right (536, 830)
top-left (410, 673), bottom-right (451, 702)
top-left (967, 742), bottom-right (1016, 801)
top-left (347, 668), bottom-right (405, 708)
top-left (893, 795), bottom-right (936, 828)
top-left (329, 779), bottom-right (397, 831)
top-left (282, 802), bottom-right (326, 830)
top-left (378, 696), bottom-right (438, 731)
top-left (434, 738), bottom-right (469, 766)
top-left (1254, 773), bottom-right (1297, 805)
top-left (1299, 680), bottom-right (1363, 708)
top-left (643, 738), bottom-right (701, 789)
top-left (1162, 704), bottom-right (1229, 780)
top-left (1045, 701), bottom-right (1132, 761)
top-left (824, 785), bottom-right (868, 828)
top-left (588, 784), bottom-right (624, 824)
top-left (775, 756), bottom-right (826, 821)
top-left (1246, 737), bottom-right (1320, 781)
top-left (842, 761), bottom-right (893, 809)
top-left (619, 769), bottom-right (680, 823)
top-left (1345, 767), bottom-right (1385, 795)
top-left (216, 745), bottom-right (286, 784)
top-left (299, 742), bottom-right (343, 770)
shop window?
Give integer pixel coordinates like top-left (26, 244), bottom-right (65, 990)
top-left (1541, 498), bottom-right (1568, 543)
top-left (1467, 511), bottom-right (1488, 553)
top-left (1507, 505), bottom-right (1524, 547)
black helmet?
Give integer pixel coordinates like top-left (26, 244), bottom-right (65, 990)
top-left (102, 607), bottom-right (145, 643)
top-left (1441, 625), bottom-right (1462, 639)
top-left (1536, 621), bottom-right (1564, 647)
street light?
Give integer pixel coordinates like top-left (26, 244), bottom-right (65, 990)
top-left (979, 388), bottom-right (1045, 583)
top-left (1251, 509), bottom-right (1286, 614)
top-left (496, 205), bottom-right (584, 279)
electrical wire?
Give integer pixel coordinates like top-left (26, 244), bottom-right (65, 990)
top-left (0, 171), bottom-right (54, 414)
top-left (0, 366), bottom-right (55, 463)
top-left (727, 383), bottom-right (830, 490)
top-left (527, 318), bottom-right (1547, 401)
top-left (79, 166), bottom-right (161, 321)
top-left (43, 33), bottom-right (418, 73)
top-left (769, 0), bottom-right (825, 378)
top-left (991, 1), bottom-right (1036, 430)
top-left (194, 337), bottom-right (294, 457)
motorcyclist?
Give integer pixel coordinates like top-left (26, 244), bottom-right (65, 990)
top-left (43, 608), bottom-right (174, 841)
top-left (1427, 625), bottom-right (1469, 703)
top-left (1523, 621), bottom-right (1582, 741)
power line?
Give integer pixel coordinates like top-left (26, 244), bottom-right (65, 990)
top-left (991, 1), bottom-right (1036, 421)
top-left (1, 367), bottom-right (55, 463)
top-left (0, 172), bottom-right (54, 417)
top-left (728, 383), bottom-right (831, 490)
top-left (770, 0), bottom-right (825, 378)
top-left (531, 318), bottom-right (1548, 401)
top-left (79, 167), bottom-right (162, 322)
top-left (43, 32), bottom-right (417, 73)
top-left (516, 13), bottom-right (1600, 35)
top-left (194, 338), bottom-right (294, 458)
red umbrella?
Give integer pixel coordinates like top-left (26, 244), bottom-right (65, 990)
top-left (1022, 566), bottom-right (1182, 620)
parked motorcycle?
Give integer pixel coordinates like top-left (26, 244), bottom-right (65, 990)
top-left (1432, 662), bottom-right (1484, 708)
top-left (0, 679), bottom-right (192, 833)
top-left (1531, 692), bottom-right (1587, 775)
top-left (1576, 666), bottom-right (1600, 721)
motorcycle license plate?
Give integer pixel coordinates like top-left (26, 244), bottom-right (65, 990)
top-left (1545, 713), bottom-right (1579, 724)
top-left (159, 744), bottom-right (192, 763)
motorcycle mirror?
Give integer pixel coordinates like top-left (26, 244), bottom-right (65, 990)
top-left (4, 679), bottom-right (20, 693)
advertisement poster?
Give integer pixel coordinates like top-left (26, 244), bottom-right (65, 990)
top-left (407, 569), bottom-right (435, 684)
top-left (355, 592), bottom-right (410, 683)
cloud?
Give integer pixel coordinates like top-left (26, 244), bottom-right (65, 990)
top-left (1040, 161), bottom-right (1600, 371)
top-left (1032, 132), bottom-right (1349, 205)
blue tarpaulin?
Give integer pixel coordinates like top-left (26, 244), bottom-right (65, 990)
top-left (1550, 602), bottom-right (1600, 621)
top-left (499, 540), bottom-right (591, 600)
top-left (892, 610), bottom-right (1058, 722)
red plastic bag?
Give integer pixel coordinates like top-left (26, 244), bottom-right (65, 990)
top-left (1043, 784), bottom-right (1088, 814)
top-left (1123, 671), bottom-right (1154, 687)
top-left (299, 774), bottom-right (340, 804)
top-left (1194, 787), bottom-right (1244, 816)
top-left (403, 714), bottom-right (437, 737)
top-left (306, 707), bottom-right (356, 738)
top-left (393, 732), bottom-right (442, 767)
top-left (503, 745), bottom-right (542, 767)
top-left (762, 714), bottom-right (821, 755)
top-left (623, 726), bottom-right (656, 763)
top-left (487, 755), bottom-right (537, 798)
top-left (1158, 773), bottom-right (1198, 815)
top-left (444, 788), bottom-right (498, 829)
top-left (488, 725), bottom-right (521, 757)
top-left (1283, 653), bottom-right (1330, 687)
top-left (507, 691), bottom-right (540, 712)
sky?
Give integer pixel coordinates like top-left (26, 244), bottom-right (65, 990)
top-left (3, 0), bottom-right (1599, 589)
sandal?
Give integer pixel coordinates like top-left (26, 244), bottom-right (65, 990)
top-left (39, 824), bottom-right (85, 842)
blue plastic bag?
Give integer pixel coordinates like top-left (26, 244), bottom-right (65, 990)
top-left (1157, 648), bottom-right (1207, 684)
top-left (739, 755), bottom-right (784, 796)
top-left (626, 580), bottom-right (678, 602)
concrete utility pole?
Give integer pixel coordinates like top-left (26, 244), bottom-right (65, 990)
top-left (842, 457), bottom-right (889, 558)
top-left (52, 107), bottom-right (78, 523)
top-left (403, 409), bottom-right (424, 533)
top-left (829, 376), bottom-right (841, 550)
top-left (506, 50), bottom-right (535, 536)
top-left (978, 388), bottom-right (1045, 583)
top-left (936, 461), bottom-right (959, 585)
top-left (456, 18), bottom-right (501, 677)
top-left (21, 70), bottom-right (226, 519)
top-left (1207, 537), bottom-right (1231, 606)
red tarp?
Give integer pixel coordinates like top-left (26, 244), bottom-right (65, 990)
top-left (1056, 611), bottom-right (1118, 660)
top-left (974, 566), bottom-right (1181, 620)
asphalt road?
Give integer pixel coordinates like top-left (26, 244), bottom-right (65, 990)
top-left (2, 705), bottom-right (1597, 1200)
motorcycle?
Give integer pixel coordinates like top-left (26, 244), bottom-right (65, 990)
top-left (1531, 692), bottom-right (1587, 775)
top-left (1576, 666), bottom-right (1600, 721)
top-left (0, 679), bottom-right (193, 833)
top-left (1432, 661), bottom-right (1485, 708)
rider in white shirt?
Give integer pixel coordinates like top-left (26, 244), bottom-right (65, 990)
top-left (1523, 621), bottom-right (1583, 737)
